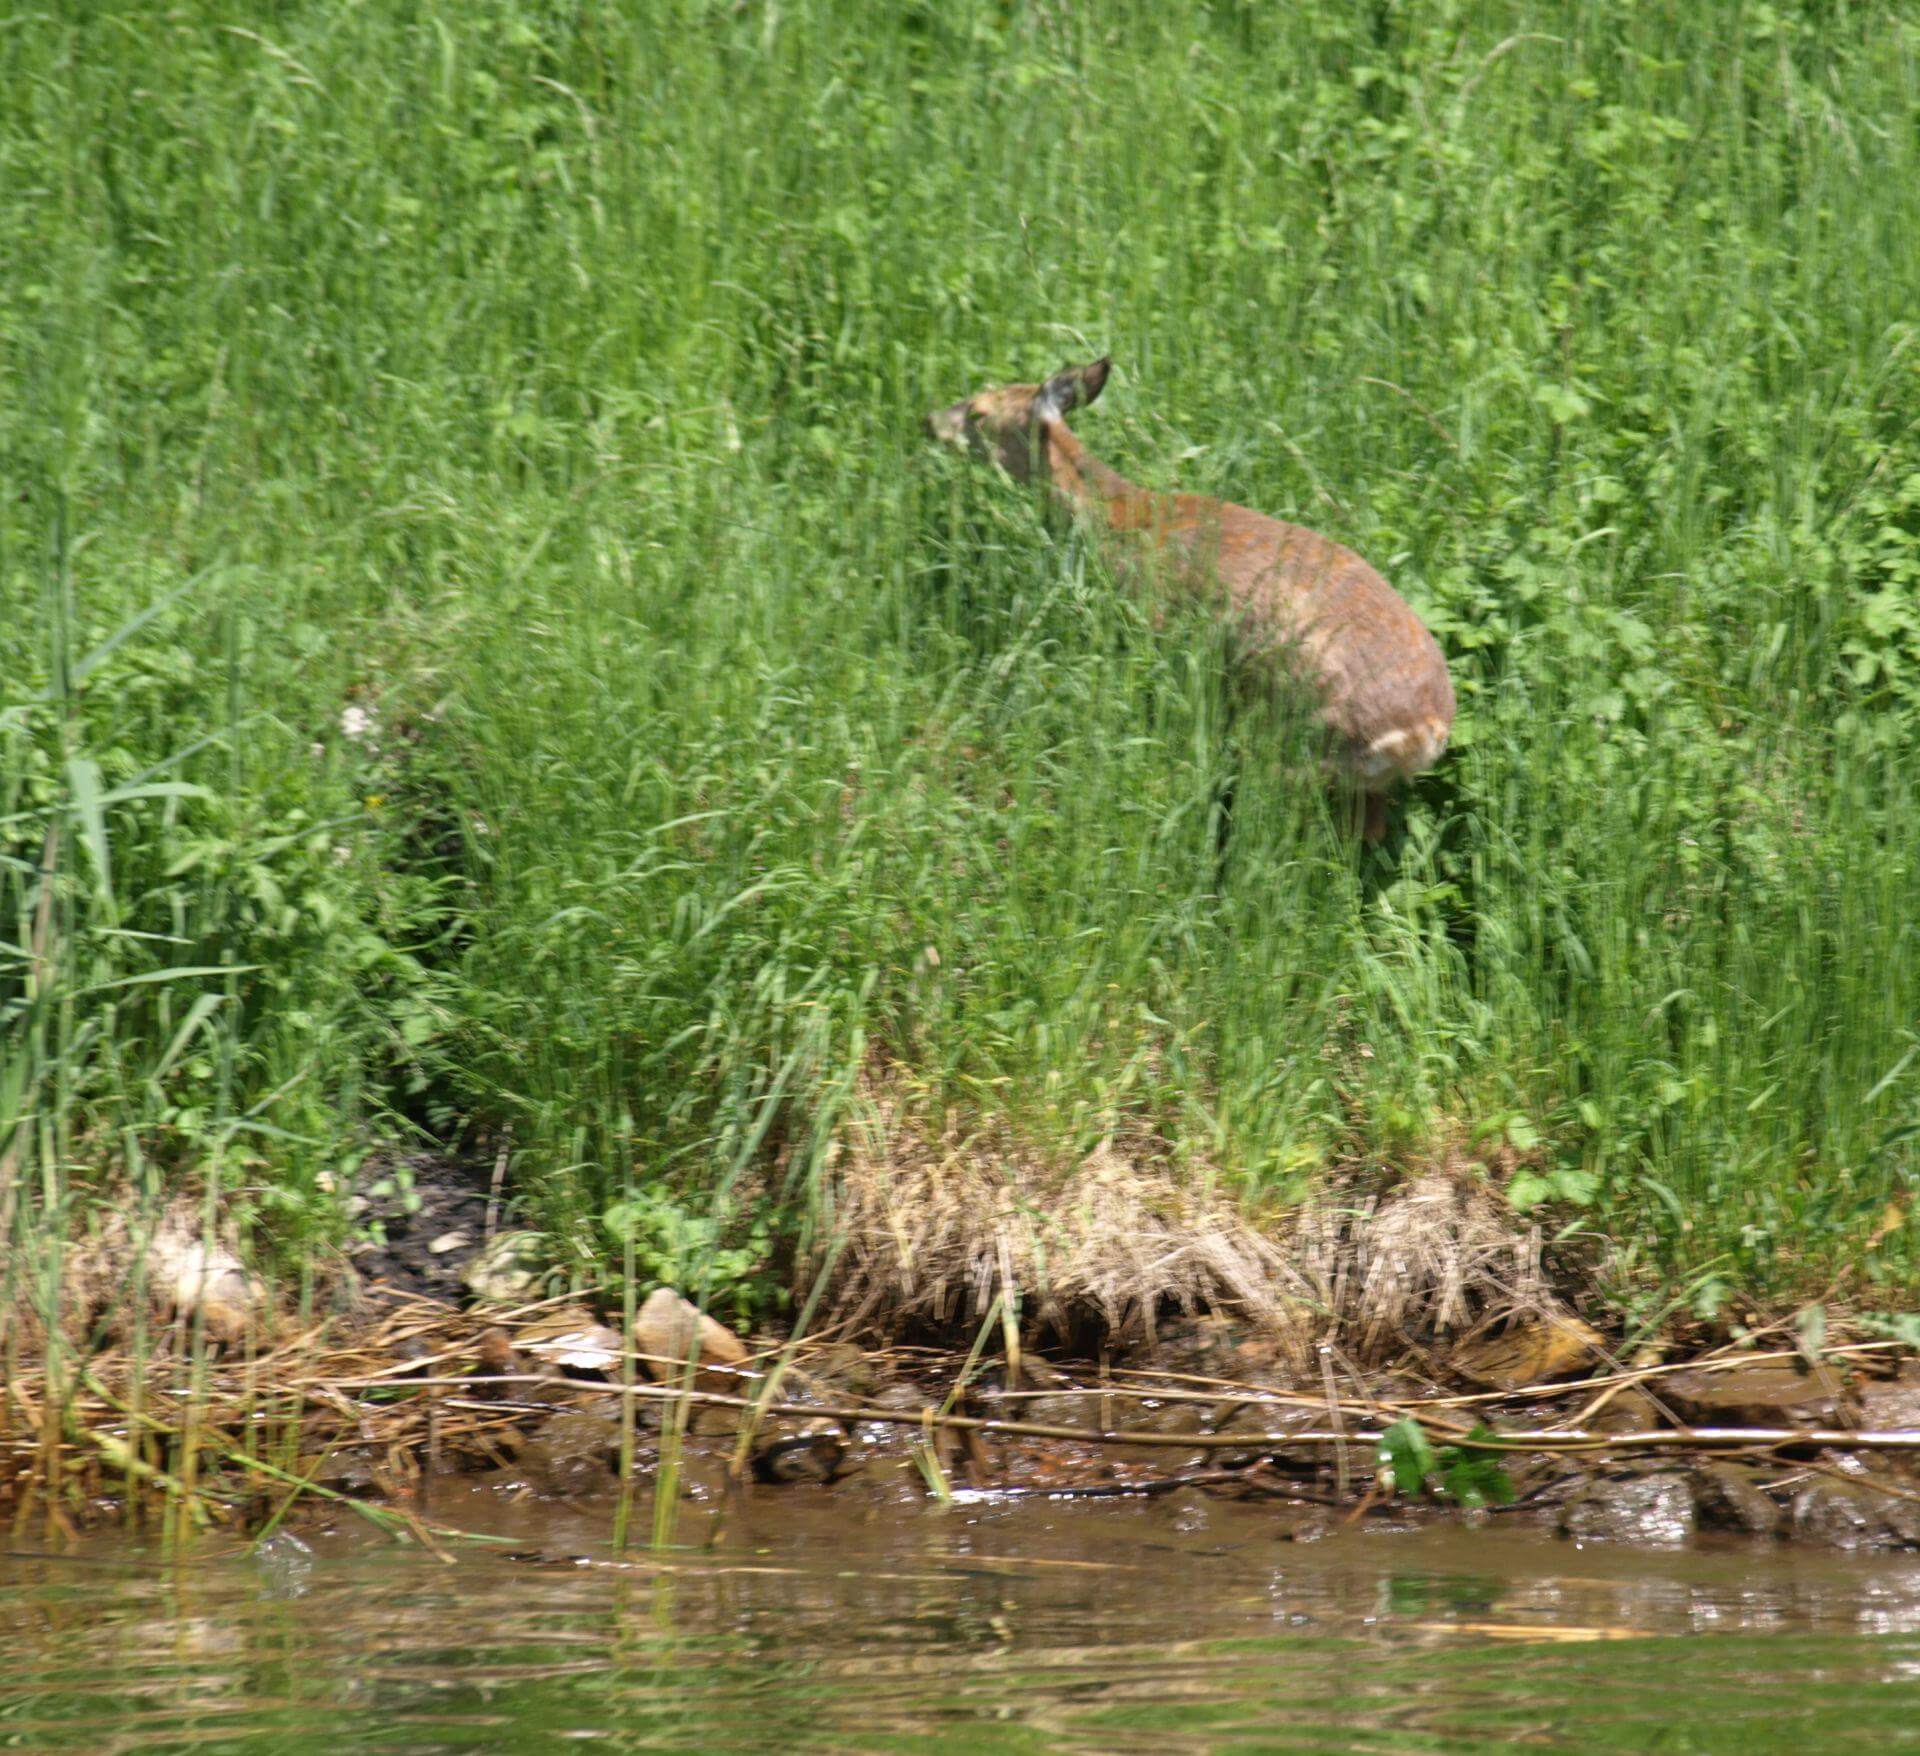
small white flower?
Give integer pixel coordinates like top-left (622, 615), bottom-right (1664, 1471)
top-left (340, 705), bottom-right (375, 741)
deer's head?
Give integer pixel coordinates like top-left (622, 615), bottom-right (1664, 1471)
top-left (924, 358), bottom-right (1111, 480)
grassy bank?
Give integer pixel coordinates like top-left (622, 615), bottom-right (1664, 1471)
top-left (4, 0), bottom-right (1919, 1333)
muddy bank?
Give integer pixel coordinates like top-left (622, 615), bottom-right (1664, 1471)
top-left (6, 1170), bottom-right (1917, 1556)
top-left (10, 1268), bottom-right (1920, 1558)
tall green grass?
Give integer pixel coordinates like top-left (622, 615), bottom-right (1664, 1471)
top-left (4, 0), bottom-right (1918, 1325)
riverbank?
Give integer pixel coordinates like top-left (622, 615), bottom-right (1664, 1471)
top-left (10, 1252), bottom-right (1920, 1559)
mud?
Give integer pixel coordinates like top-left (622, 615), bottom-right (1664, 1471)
top-left (258, 1302), bottom-right (1920, 1561)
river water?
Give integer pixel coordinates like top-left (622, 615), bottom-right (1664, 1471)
top-left (5, 1480), bottom-right (1920, 1752)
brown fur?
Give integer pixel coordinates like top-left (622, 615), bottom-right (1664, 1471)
top-left (927, 359), bottom-right (1455, 839)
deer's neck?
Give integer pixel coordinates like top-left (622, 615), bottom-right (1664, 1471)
top-left (1039, 416), bottom-right (1136, 514)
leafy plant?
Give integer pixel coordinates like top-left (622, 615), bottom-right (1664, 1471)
top-left (1378, 1418), bottom-right (1516, 1511)
top-left (601, 1188), bottom-right (780, 1324)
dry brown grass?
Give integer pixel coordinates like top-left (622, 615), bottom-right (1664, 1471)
top-left (811, 1073), bottom-right (1311, 1345)
top-left (2, 1197), bottom-right (268, 1355)
top-left (807, 1072), bottom-right (1568, 1363)
top-left (1287, 1168), bottom-right (1560, 1360)
top-left (8, 1109), bottom-right (1568, 1380)
top-left (0, 1288), bottom-right (531, 1530)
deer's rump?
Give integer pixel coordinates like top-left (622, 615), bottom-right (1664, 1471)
top-left (1144, 501), bottom-right (1455, 784)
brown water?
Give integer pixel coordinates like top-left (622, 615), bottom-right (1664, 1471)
top-left (6, 1479), bottom-right (1920, 1752)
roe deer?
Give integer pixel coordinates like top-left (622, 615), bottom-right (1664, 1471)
top-left (926, 358), bottom-right (1454, 842)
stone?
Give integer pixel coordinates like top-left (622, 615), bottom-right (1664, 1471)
top-left (751, 1419), bottom-right (849, 1484)
top-left (1788, 1480), bottom-right (1920, 1551)
top-left (460, 1230), bottom-right (548, 1305)
top-left (632, 1287), bottom-right (751, 1392)
top-left (1586, 1386), bottom-right (1665, 1436)
top-left (513, 1409), bottom-right (623, 1494)
top-left (148, 1231), bottom-right (267, 1344)
top-left (1559, 1472), bottom-right (1696, 1546)
top-left (1451, 1313), bottom-right (1605, 1392)
top-left (517, 1307), bottom-right (624, 1375)
top-left (1855, 1374), bottom-right (1920, 1432)
top-left (1689, 1463), bottom-right (1781, 1535)
top-left (1661, 1360), bottom-right (1847, 1429)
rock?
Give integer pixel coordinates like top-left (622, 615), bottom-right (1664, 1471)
top-left (1855, 1374), bottom-right (1920, 1432)
top-left (1273, 1506), bottom-right (1340, 1543)
top-left (470, 1325), bottom-right (522, 1396)
top-left (1452, 1313), bottom-right (1605, 1391)
top-left (1125, 1315), bottom-right (1289, 1381)
top-left (460, 1231), bottom-right (549, 1305)
top-left (1661, 1360), bottom-right (1847, 1429)
top-left (1689, 1463), bottom-right (1781, 1535)
top-left (751, 1419), bottom-right (849, 1484)
top-left (148, 1230), bottom-right (268, 1345)
top-left (804, 1341), bottom-right (886, 1399)
top-left (1587, 1386), bottom-right (1665, 1436)
top-left (1559, 1472), bottom-right (1696, 1546)
top-left (516, 1307), bottom-right (624, 1375)
top-left (514, 1409), bottom-right (623, 1494)
top-left (632, 1288), bottom-right (751, 1391)
top-left (1789, 1481), bottom-right (1920, 1551)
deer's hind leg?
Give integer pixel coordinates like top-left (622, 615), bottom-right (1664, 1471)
top-left (1210, 765), bottom-right (1239, 891)
top-left (1343, 787), bottom-right (1390, 844)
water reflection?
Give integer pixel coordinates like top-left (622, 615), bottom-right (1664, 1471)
top-left (4, 1485), bottom-right (1920, 1751)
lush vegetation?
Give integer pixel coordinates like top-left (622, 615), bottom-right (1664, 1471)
top-left (5, 0), bottom-right (1919, 1326)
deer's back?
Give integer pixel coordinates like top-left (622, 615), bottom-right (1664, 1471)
top-left (1106, 491), bottom-right (1454, 781)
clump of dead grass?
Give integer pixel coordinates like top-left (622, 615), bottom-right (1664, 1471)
top-left (808, 1072), bottom-right (1571, 1364)
top-left (1286, 1168), bottom-right (1560, 1361)
top-left (2, 1197), bottom-right (270, 1355)
top-left (812, 1073), bottom-right (1315, 1347)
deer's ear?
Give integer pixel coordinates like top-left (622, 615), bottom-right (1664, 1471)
top-left (1038, 357), bottom-right (1111, 417)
